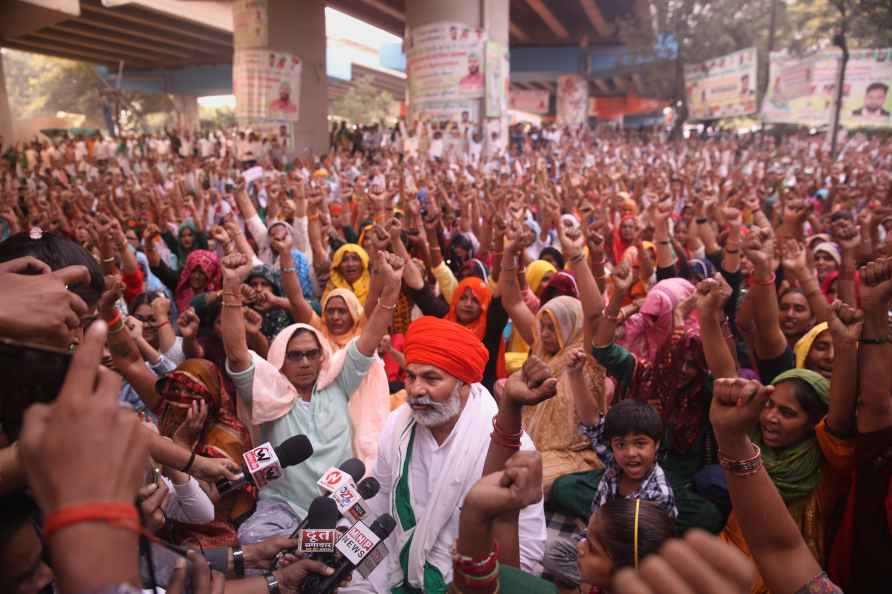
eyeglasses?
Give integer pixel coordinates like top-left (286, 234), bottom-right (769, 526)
top-left (133, 314), bottom-right (158, 326)
top-left (285, 348), bottom-right (321, 362)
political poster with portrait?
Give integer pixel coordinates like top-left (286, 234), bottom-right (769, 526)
top-left (232, 0), bottom-right (268, 49)
top-left (509, 89), bottom-right (550, 114)
top-left (840, 48), bottom-right (892, 129)
top-left (405, 21), bottom-right (486, 120)
top-left (233, 49), bottom-right (302, 122)
top-left (762, 48), bottom-right (892, 129)
top-left (761, 49), bottom-right (839, 127)
top-left (485, 41), bottom-right (508, 118)
top-left (684, 47), bottom-right (758, 120)
top-left (557, 75), bottom-right (588, 125)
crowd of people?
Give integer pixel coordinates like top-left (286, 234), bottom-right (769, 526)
top-left (0, 118), bottom-right (890, 594)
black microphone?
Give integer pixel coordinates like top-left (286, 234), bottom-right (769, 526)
top-left (314, 514), bottom-right (397, 594)
top-left (288, 459), bottom-right (368, 541)
top-left (215, 434), bottom-right (313, 497)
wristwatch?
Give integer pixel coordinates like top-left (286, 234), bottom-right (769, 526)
top-left (232, 544), bottom-right (245, 578)
top-left (265, 572), bottom-right (280, 594)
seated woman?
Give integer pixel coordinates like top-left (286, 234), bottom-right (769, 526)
top-left (741, 236), bottom-right (832, 383)
top-left (174, 249), bottom-right (221, 313)
top-left (550, 268), bottom-right (728, 536)
top-left (107, 334), bottom-right (255, 547)
top-left (324, 243), bottom-right (370, 306)
top-left (274, 230), bottom-right (389, 469)
top-left (704, 296), bottom-right (857, 594)
top-left (500, 228), bottom-right (605, 491)
top-left (244, 265), bottom-right (295, 343)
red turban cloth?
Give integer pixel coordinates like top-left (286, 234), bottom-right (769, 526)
top-left (404, 316), bottom-right (489, 384)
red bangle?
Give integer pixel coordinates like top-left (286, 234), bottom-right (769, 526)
top-left (43, 501), bottom-right (139, 541)
top-left (490, 416), bottom-right (522, 450)
top-left (156, 320), bottom-right (170, 329)
top-left (103, 310), bottom-right (122, 327)
top-left (749, 273), bottom-right (776, 287)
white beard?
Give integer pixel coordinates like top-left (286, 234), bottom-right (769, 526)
top-left (408, 382), bottom-right (463, 427)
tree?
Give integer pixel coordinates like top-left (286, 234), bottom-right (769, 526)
top-left (617, 0), bottom-right (795, 136)
top-left (329, 74), bottom-right (395, 125)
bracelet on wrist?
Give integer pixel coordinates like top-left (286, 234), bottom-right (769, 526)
top-left (378, 299), bottom-right (397, 311)
top-left (718, 442), bottom-right (762, 476)
top-left (265, 572), bottom-right (280, 594)
top-left (749, 273), bottom-right (776, 287)
top-left (43, 501), bottom-right (139, 541)
top-left (696, 218), bottom-right (708, 225)
top-left (232, 545), bottom-right (245, 578)
top-left (280, 266), bottom-right (296, 274)
top-left (860, 335), bottom-right (890, 345)
top-left (181, 449), bottom-right (197, 473)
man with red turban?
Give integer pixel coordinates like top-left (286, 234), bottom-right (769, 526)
top-left (341, 316), bottom-right (546, 594)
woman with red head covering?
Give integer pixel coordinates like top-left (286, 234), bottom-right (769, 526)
top-left (443, 276), bottom-right (509, 391)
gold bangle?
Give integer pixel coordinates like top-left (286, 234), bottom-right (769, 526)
top-left (378, 300), bottom-right (397, 311)
top-left (222, 300), bottom-right (243, 308)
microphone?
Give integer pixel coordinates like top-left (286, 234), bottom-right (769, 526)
top-left (333, 476), bottom-right (380, 523)
top-left (314, 514), bottom-right (397, 594)
top-left (316, 457), bottom-right (365, 494)
top-left (215, 434), bottom-right (313, 498)
top-left (294, 496), bottom-right (341, 555)
top-left (286, 459), bottom-right (368, 542)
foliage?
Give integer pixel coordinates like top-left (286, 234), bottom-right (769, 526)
top-left (618, 0), bottom-right (891, 134)
top-left (199, 106), bottom-right (237, 130)
top-left (329, 74), bottom-right (395, 125)
top-left (2, 48), bottom-right (184, 132)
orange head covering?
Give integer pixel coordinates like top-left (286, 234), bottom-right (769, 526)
top-left (404, 316), bottom-right (489, 384)
top-left (445, 277), bottom-right (492, 340)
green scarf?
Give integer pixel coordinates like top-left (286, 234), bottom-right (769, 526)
top-left (752, 368), bottom-right (830, 507)
top-left (752, 432), bottom-right (822, 504)
top-left (391, 425), bottom-right (448, 594)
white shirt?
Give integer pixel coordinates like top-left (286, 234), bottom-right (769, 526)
top-left (344, 399), bottom-right (547, 593)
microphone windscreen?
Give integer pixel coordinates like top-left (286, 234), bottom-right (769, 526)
top-left (338, 457), bottom-right (366, 483)
top-left (356, 476), bottom-right (380, 499)
top-left (275, 435), bottom-right (313, 468)
top-left (304, 495), bottom-right (341, 529)
top-left (369, 513), bottom-right (397, 539)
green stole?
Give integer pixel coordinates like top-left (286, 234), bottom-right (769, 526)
top-left (391, 425), bottom-right (448, 594)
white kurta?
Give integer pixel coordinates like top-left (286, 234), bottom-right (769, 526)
top-left (342, 385), bottom-right (547, 593)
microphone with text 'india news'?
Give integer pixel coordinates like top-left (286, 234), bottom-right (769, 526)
top-left (214, 434), bottom-right (313, 498)
top-left (314, 513), bottom-right (397, 594)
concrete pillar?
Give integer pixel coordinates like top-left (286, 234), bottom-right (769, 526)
top-left (404, 0), bottom-right (509, 138)
top-left (232, 0), bottom-right (328, 156)
top-left (172, 94), bottom-right (200, 133)
top-left (0, 50), bottom-right (14, 149)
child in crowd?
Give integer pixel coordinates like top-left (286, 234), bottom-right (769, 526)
top-left (542, 350), bottom-right (677, 592)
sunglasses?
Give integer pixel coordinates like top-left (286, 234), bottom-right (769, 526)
top-left (285, 348), bottom-right (321, 362)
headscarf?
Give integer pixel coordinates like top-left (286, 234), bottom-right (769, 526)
top-left (611, 214), bottom-right (636, 264)
top-left (445, 276), bottom-right (492, 341)
top-left (539, 270), bottom-right (579, 305)
top-left (155, 359), bottom-right (254, 546)
top-left (175, 249), bottom-right (221, 313)
top-left (526, 260), bottom-right (557, 295)
top-left (620, 278), bottom-right (697, 362)
top-left (525, 297), bottom-right (606, 465)
top-left (245, 265), bottom-right (294, 341)
top-left (325, 243), bottom-right (370, 305)
top-left (751, 368), bottom-right (830, 509)
top-left (812, 242), bottom-right (842, 266)
top-left (460, 258), bottom-right (489, 283)
top-left (819, 270), bottom-right (861, 305)
top-left (320, 288), bottom-right (364, 350)
top-left (794, 322), bottom-right (830, 370)
top-left (175, 220), bottom-right (208, 269)
top-left (404, 316), bottom-right (489, 384)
